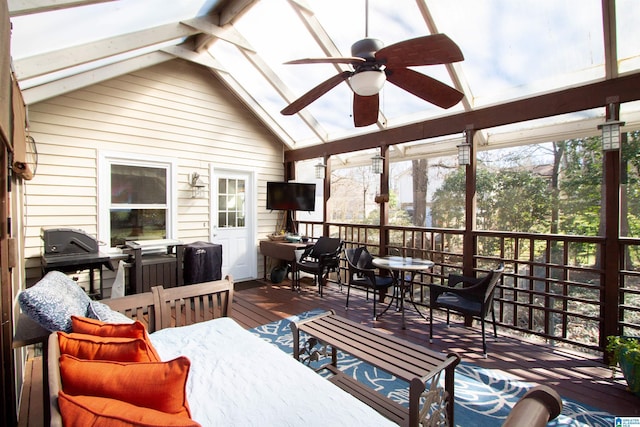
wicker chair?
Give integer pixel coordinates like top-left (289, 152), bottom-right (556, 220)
top-left (429, 263), bottom-right (505, 356)
top-left (294, 237), bottom-right (343, 296)
top-left (344, 247), bottom-right (394, 320)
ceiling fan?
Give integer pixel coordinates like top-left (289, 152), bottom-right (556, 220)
top-left (281, 33), bottom-right (465, 127)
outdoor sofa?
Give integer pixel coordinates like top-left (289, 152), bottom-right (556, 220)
top-left (18, 271), bottom-right (396, 426)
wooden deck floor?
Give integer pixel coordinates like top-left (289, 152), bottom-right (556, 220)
top-left (18, 279), bottom-right (639, 426)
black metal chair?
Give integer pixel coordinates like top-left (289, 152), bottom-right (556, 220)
top-left (294, 237), bottom-right (343, 297)
top-left (429, 263), bottom-right (505, 356)
top-left (344, 247), bottom-right (395, 320)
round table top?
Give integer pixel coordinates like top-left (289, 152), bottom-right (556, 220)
top-left (372, 256), bottom-right (434, 271)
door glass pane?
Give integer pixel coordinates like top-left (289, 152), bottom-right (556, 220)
top-left (218, 177), bottom-right (246, 228)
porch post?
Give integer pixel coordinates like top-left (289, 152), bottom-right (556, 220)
top-left (379, 145), bottom-right (389, 255)
top-left (284, 161), bottom-right (296, 233)
top-left (322, 155), bottom-right (331, 237)
top-left (602, 101), bottom-right (621, 362)
top-left (463, 126), bottom-right (477, 277)
top-left (463, 126), bottom-right (477, 327)
top-left (1, 149), bottom-right (16, 424)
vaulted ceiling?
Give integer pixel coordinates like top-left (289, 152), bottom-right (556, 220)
top-left (8, 0), bottom-right (640, 166)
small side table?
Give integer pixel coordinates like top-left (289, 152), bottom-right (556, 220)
top-left (372, 256), bottom-right (434, 329)
top-left (259, 240), bottom-right (311, 289)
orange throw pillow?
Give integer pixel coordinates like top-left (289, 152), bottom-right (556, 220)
top-left (71, 316), bottom-right (146, 339)
top-left (59, 354), bottom-right (192, 417)
top-left (58, 392), bottom-right (201, 427)
top-left (71, 316), bottom-right (161, 361)
top-left (57, 332), bottom-right (158, 362)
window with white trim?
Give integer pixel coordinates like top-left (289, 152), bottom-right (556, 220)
top-left (99, 154), bottom-right (176, 248)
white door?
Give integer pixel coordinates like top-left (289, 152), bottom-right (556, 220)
top-left (211, 167), bottom-right (256, 281)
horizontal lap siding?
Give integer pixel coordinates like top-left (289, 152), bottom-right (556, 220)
top-left (22, 59), bottom-right (285, 282)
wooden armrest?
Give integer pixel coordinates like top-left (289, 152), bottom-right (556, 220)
top-left (502, 385), bottom-right (563, 427)
top-left (448, 274), bottom-right (482, 288)
top-left (48, 333), bottom-right (63, 427)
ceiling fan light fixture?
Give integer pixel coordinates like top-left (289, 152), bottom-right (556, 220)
top-left (350, 70), bottom-right (386, 96)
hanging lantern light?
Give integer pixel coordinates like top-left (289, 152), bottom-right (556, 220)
top-left (315, 159), bottom-right (326, 179)
top-left (598, 120), bottom-right (625, 151)
top-left (457, 131), bottom-right (471, 166)
top-left (598, 102), bottom-right (625, 151)
top-left (371, 151), bottom-right (384, 174)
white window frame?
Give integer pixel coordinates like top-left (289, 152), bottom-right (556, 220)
top-left (98, 151), bottom-right (178, 249)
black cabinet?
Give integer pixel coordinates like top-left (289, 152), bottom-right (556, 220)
top-left (182, 241), bottom-right (222, 285)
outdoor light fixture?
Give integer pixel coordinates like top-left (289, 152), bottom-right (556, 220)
top-left (371, 151), bottom-right (384, 174)
top-left (315, 159), bottom-right (326, 179)
top-left (598, 115), bottom-right (625, 151)
top-left (350, 71), bottom-right (386, 96)
top-left (190, 172), bottom-right (206, 199)
top-left (457, 131), bottom-right (471, 166)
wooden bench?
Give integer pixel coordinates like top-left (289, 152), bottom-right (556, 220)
top-left (290, 310), bottom-right (460, 427)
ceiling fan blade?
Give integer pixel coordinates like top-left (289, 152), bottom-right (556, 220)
top-left (376, 34), bottom-right (464, 67)
top-left (285, 57), bottom-right (365, 65)
top-left (281, 71), bottom-right (352, 115)
top-left (353, 93), bottom-right (379, 127)
top-left (386, 67), bottom-right (463, 109)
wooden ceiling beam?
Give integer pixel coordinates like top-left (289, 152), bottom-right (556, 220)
top-left (218, 0), bottom-right (258, 26)
top-left (285, 72), bottom-right (640, 162)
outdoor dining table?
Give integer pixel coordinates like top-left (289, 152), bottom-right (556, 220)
top-left (372, 256), bottom-right (435, 329)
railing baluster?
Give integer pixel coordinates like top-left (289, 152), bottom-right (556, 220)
top-left (296, 220), bottom-right (640, 352)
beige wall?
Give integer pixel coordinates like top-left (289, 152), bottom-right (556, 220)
top-left (22, 59), bottom-right (285, 284)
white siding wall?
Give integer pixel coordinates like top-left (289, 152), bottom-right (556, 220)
top-left (23, 59), bottom-right (285, 283)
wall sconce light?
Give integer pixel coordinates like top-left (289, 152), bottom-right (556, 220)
top-left (315, 159), bottom-right (326, 179)
top-left (190, 172), bottom-right (206, 199)
top-left (371, 151), bottom-right (384, 174)
top-left (457, 132), bottom-right (471, 166)
top-left (598, 108), bottom-right (625, 151)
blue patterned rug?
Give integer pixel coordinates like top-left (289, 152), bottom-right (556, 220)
top-left (249, 309), bottom-right (614, 427)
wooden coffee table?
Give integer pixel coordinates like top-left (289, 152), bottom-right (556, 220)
top-left (290, 310), bottom-right (459, 426)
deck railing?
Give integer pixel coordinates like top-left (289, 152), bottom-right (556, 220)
top-left (297, 220), bottom-right (640, 353)
top-left (620, 237), bottom-right (640, 337)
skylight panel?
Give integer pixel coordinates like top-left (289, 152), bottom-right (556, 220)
top-left (428, 0), bottom-right (605, 107)
top-left (208, 38), bottom-right (319, 144)
top-left (10, 0), bottom-right (219, 59)
top-left (616, 0), bottom-right (640, 74)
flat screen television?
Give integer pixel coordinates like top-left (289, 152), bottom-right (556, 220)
top-left (266, 181), bottom-right (316, 211)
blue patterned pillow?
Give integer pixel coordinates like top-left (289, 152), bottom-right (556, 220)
top-left (18, 271), bottom-right (92, 332)
top-left (87, 300), bottom-right (134, 324)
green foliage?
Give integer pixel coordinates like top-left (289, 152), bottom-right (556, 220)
top-left (429, 135), bottom-right (640, 240)
top-left (606, 336), bottom-right (640, 367)
top-left (491, 170), bottom-right (551, 232)
top-left (431, 168), bottom-right (466, 228)
top-left (607, 336), bottom-right (640, 394)
top-left (557, 137), bottom-right (603, 236)
top-left (431, 165), bottom-right (551, 233)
